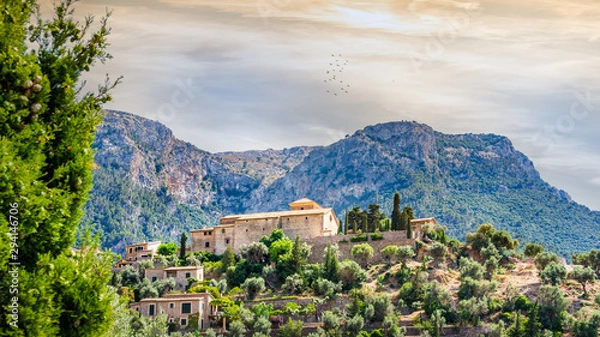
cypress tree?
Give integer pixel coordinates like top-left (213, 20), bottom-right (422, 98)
top-left (524, 302), bottom-right (542, 337)
top-left (323, 244), bottom-right (340, 283)
top-left (0, 1), bottom-right (121, 335)
top-left (179, 232), bottom-right (187, 261)
top-left (391, 193), bottom-right (402, 231)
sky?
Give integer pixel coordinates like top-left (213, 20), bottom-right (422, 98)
top-left (42, 0), bottom-right (600, 210)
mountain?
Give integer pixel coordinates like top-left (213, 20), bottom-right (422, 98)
top-left (82, 110), bottom-right (600, 257)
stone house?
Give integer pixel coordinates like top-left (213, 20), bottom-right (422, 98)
top-left (144, 265), bottom-right (204, 291)
top-left (116, 241), bottom-right (162, 268)
top-left (130, 293), bottom-right (214, 330)
top-left (191, 198), bottom-right (340, 254)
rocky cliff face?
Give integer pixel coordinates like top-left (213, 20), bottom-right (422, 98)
top-left (84, 110), bottom-right (600, 257)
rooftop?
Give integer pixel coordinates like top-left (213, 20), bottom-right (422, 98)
top-left (220, 208), bottom-right (331, 221)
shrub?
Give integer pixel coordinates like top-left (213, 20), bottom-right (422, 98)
top-left (282, 274), bottom-right (305, 295)
top-left (339, 259), bottom-right (367, 291)
top-left (534, 252), bottom-right (560, 271)
top-left (540, 262), bottom-right (567, 286)
top-left (569, 266), bottom-right (596, 296)
top-left (281, 318), bottom-right (303, 337)
top-left (525, 243), bottom-right (544, 258)
top-left (352, 243), bottom-right (374, 267)
top-left (241, 277), bottom-right (266, 300)
top-left (351, 234), bottom-right (369, 243)
top-left (371, 233), bottom-right (384, 241)
top-left (396, 246), bottom-right (416, 268)
top-left (459, 257), bottom-right (484, 281)
top-left (344, 315), bottom-right (364, 336)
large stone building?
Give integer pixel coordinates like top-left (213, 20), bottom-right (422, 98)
top-left (130, 293), bottom-right (214, 330)
top-left (191, 198), bottom-right (339, 254)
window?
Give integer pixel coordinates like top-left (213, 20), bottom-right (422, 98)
top-left (202, 303), bottom-right (204, 310)
top-left (181, 303), bottom-right (191, 314)
top-left (221, 229), bottom-right (226, 233)
top-left (201, 319), bottom-right (204, 329)
top-left (169, 303), bottom-right (174, 309)
top-left (305, 217), bottom-right (308, 220)
top-left (151, 276), bottom-right (157, 282)
top-left (246, 229), bottom-right (248, 232)
top-left (149, 304), bottom-right (155, 316)
top-left (204, 242), bottom-right (210, 248)
top-left (129, 248), bottom-right (132, 253)
top-left (185, 272), bottom-right (191, 278)
top-left (301, 207), bottom-right (304, 210)
top-left (181, 319), bottom-right (187, 326)
top-left (225, 239), bottom-right (230, 244)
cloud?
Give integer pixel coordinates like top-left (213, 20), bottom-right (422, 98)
top-left (60, 0), bottom-right (600, 210)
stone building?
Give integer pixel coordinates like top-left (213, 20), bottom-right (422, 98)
top-left (116, 241), bottom-right (162, 268)
top-left (130, 293), bottom-right (214, 330)
top-left (191, 198), bottom-right (339, 254)
top-left (144, 265), bottom-right (204, 291)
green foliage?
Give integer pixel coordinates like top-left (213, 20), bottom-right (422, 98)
top-left (370, 233), bottom-right (383, 241)
top-left (157, 242), bottom-right (178, 256)
top-left (283, 274), bottom-right (305, 294)
top-left (339, 259), bottom-right (367, 291)
top-left (458, 277), bottom-right (497, 300)
top-left (572, 250), bottom-right (600, 276)
top-left (350, 234), bottom-right (369, 243)
top-left (569, 266), bottom-right (596, 295)
top-left (313, 278), bottom-right (342, 299)
top-left (351, 243), bottom-right (374, 267)
top-left (323, 244), bottom-right (341, 283)
top-left (240, 277), bottom-right (265, 300)
top-left (458, 296), bottom-right (489, 326)
top-left (179, 232), bottom-right (187, 261)
top-left (221, 246), bottom-right (236, 272)
top-left (422, 281), bottom-right (452, 317)
top-left (534, 252), bottom-right (560, 271)
top-left (269, 237), bottom-right (293, 263)
top-left (538, 285), bottom-right (570, 331)
top-left (367, 204), bottom-right (387, 233)
top-left (344, 315), bottom-right (365, 336)
top-left (459, 257), bottom-right (484, 281)
top-left (466, 224), bottom-right (518, 256)
top-left (367, 293), bottom-right (393, 322)
top-left (525, 243), bottom-right (544, 258)
top-left (391, 193), bottom-right (402, 231)
top-left (539, 262), bottom-right (567, 286)
top-left (0, 0), bottom-right (120, 334)
top-left (229, 320), bottom-right (246, 337)
top-left (240, 242), bottom-right (269, 265)
top-left (381, 245), bottom-right (398, 263)
top-left (572, 311), bottom-right (600, 337)
top-left (259, 229), bottom-right (285, 248)
top-left (428, 242), bottom-right (448, 265)
top-left (396, 245), bottom-right (415, 268)
top-left (281, 318), bottom-right (303, 337)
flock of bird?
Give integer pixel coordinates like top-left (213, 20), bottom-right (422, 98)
top-left (324, 53), bottom-right (350, 96)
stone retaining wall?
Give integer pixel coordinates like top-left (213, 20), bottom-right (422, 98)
top-left (307, 231), bottom-right (416, 264)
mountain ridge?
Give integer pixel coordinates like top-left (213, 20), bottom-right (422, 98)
top-left (82, 110), bottom-right (599, 257)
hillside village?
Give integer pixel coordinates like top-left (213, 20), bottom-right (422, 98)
top-left (111, 196), bottom-right (600, 337)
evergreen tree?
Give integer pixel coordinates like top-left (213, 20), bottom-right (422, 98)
top-left (323, 244), bottom-right (340, 283)
top-left (179, 232), bottom-right (187, 261)
top-left (221, 246), bottom-right (235, 272)
top-left (0, 0), bottom-right (120, 335)
top-left (391, 192), bottom-right (402, 231)
top-left (524, 302), bottom-right (542, 337)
